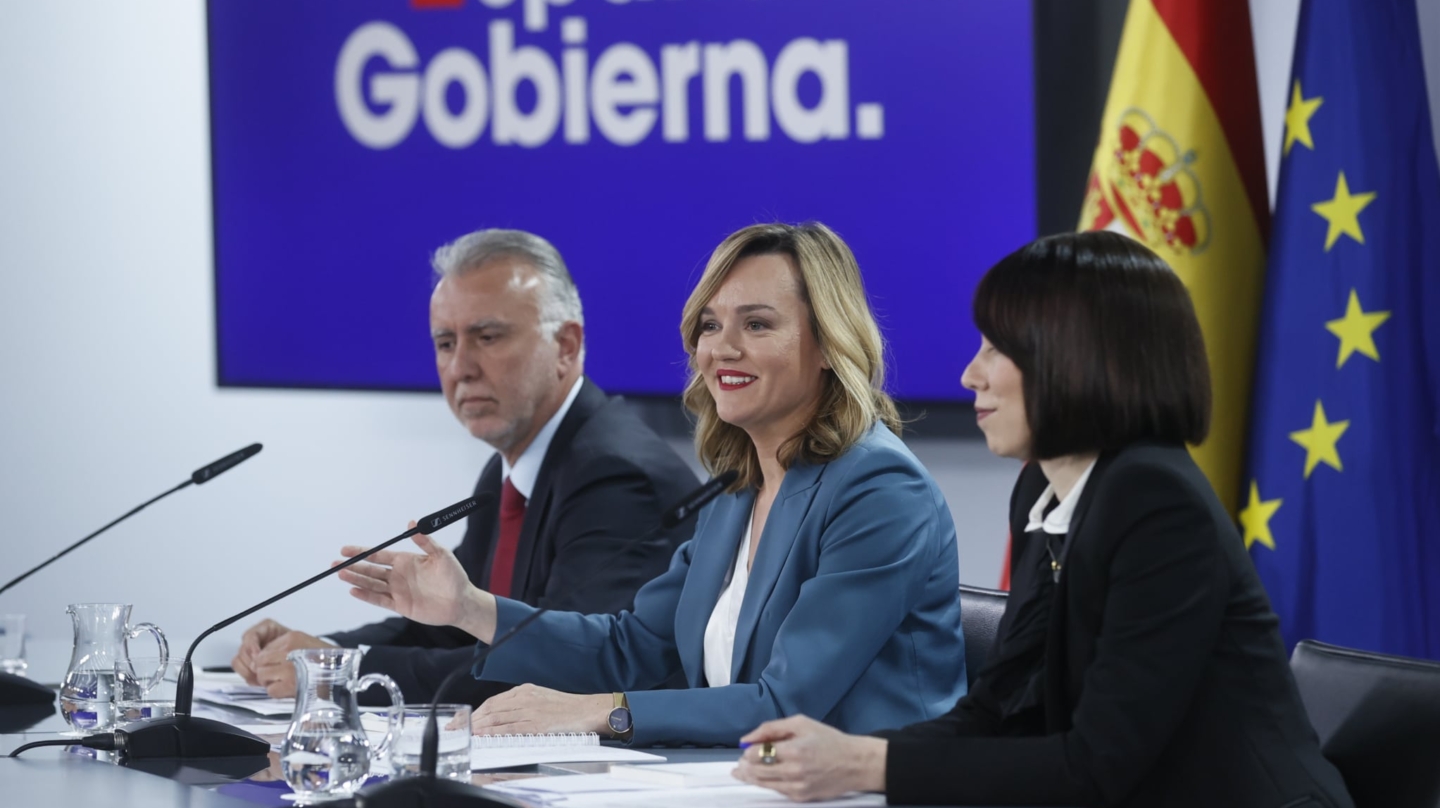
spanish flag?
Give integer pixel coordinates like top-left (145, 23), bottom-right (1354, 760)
top-left (1078, 0), bottom-right (1270, 513)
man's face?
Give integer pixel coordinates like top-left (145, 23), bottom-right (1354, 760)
top-left (430, 259), bottom-right (566, 454)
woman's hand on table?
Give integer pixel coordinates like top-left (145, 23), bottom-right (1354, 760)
top-left (733, 715), bottom-right (888, 802)
top-left (471, 684), bottom-right (613, 736)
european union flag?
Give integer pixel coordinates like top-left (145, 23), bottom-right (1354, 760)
top-left (1242, 0), bottom-right (1440, 659)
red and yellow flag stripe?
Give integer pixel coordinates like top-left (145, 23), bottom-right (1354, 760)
top-left (1078, 0), bottom-right (1270, 513)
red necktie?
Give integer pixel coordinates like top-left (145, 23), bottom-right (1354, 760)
top-left (488, 478), bottom-right (527, 598)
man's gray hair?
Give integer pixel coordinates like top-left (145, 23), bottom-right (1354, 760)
top-left (431, 229), bottom-right (585, 348)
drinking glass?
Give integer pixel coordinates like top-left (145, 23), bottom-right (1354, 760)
top-left (388, 704), bottom-right (472, 781)
top-left (114, 657), bottom-right (181, 723)
top-left (0, 614), bottom-right (26, 675)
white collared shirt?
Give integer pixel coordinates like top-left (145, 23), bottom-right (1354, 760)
top-left (1024, 457), bottom-right (1100, 535)
top-left (500, 377), bottom-right (584, 499)
top-left (702, 506), bottom-right (755, 688)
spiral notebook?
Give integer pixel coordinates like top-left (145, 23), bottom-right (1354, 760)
top-left (469, 732), bottom-right (665, 771)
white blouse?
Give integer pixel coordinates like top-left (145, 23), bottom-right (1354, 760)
top-left (1024, 457), bottom-right (1099, 535)
top-left (702, 507), bottom-right (755, 688)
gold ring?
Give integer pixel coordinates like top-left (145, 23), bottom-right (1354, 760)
top-left (759, 741), bottom-right (777, 765)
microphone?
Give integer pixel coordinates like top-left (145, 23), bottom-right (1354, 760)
top-left (0, 443), bottom-right (264, 598)
top-left (662, 469), bottom-right (737, 528)
top-left (114, 494), bottom-right (487, 760)
top-left (190, 443), bottom-right (264, 485)
top-left (357, 470), bottom-right (738, 808)
top-left (0, 443), bottom-right (263, 708)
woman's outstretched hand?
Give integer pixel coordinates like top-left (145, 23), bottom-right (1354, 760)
top-left (336, 523), bottom-right (498, 642)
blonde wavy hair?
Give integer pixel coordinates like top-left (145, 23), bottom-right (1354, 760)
top-left (680, 222), bottom-right (901, 491)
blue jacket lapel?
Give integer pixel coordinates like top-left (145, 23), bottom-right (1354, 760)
top-left (676, 489), bottom-right (753, 686)
top-left (728, 461), bottom-right (826, 684)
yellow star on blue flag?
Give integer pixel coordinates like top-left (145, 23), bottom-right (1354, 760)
top-left (1325, 289), bottom-right (1390, 368)
top-left (1283, 80), bottom-right (1323, 156)
top-left (1311, 172), bottom-right (1376, 251)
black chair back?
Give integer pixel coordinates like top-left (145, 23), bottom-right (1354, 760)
top-left (1291, 639), bottom-right (1440, 808)
top-left (958, 584), bottom-right (1007, 687)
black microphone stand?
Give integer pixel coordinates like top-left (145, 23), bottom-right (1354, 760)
top-left (115, 495), bottom-right (485, 759)
top-left (357, 470), bottom-right (738, 808)
top-left (0, 443), bottom-right (263, 707)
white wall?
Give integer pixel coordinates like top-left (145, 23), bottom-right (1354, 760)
top-left (0, 3), bottom-right (492, 678)
top-left (1249, 0), bottom-right (1302, 209)
top-left (1, 1), bottom-right (1435, 684)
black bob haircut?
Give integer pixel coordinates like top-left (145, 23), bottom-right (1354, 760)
top-left (973, 230), bottom-right (1211, 460)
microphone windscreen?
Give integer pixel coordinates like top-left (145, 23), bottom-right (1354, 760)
top-left (191, 443), bottom-right (263, 485)
top-left (662, 469), bottom-right (739, 529)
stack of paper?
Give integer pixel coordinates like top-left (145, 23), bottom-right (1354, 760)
top-left (471, 745), bottom-right (664, 772)
top-left (484, 771), bottom-right (886, 808)
top-left (193, 671), bottom-right (295, 718)
top-left (609, 761), bottom-right (744, 788)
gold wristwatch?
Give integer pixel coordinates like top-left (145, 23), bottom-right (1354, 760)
top-left (607, 692), bottom-right (634, 742)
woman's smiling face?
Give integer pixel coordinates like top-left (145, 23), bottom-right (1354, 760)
top-left (695, 253), bottom-right (829, 445)
top-left (962, 336), bottom-right (1031, 460)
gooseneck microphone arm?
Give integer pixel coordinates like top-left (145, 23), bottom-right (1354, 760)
top-left (0, 443), bottom-right (263, 598)
top-left (168, 530), bottom-right (417, 712)
top-left (172, 494), bottom-right (490, 718)
top-left (358, 470), bottom-right (739, 808)
top-left (417, 607), bottom-right (550, 776)
top-left (114, 493), bottom-right (489, 760)
top-left (0, 480), bottom-right (190, 597)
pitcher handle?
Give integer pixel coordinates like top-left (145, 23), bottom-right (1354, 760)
top-left (355, 673), bottom-right (404, 760)
top-left (126, 622), bottom-right (170, 691)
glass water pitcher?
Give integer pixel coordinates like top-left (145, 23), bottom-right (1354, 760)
top-left (281, 647), bottom-right (403, 802)
top-left (59, 603), bottom-right (168, 731)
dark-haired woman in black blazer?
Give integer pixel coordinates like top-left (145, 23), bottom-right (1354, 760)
top-left (734, 231), bottom-right (1354, 808)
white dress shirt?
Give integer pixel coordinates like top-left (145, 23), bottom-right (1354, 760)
top-left (501, 377), bottom-right (584, 499)
top-left (1024, 457), bottom-right (1100, 535)
top-left (702, 506), bottom-right (755, 688)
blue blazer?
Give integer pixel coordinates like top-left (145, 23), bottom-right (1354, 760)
top-left (476, 423), bottom-right (967, 746)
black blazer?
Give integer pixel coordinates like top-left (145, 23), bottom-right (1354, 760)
top-left (883, 442), bottom-right (1353, 808)
top-left (329, 378), bottom-right (699, 704)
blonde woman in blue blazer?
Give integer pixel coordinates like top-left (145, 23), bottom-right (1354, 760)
top-left (341, 222), bottom-right (966, 746)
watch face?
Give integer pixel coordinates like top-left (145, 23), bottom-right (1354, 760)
top-left (607, 707), bottom-right (632, 734)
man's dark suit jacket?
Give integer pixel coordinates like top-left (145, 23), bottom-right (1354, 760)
top-left (883, 442), bottom-right (1353, 808)
top-left (328, 378), bottom-right (699, 705)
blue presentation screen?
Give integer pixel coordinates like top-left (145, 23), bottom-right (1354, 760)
top-left (209, 0), bottom-right (1035, 400)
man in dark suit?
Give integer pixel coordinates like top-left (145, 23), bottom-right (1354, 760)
top-left (231, 228), bottom-right (699, 704)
